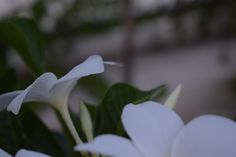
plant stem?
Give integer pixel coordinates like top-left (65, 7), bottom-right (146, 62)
top-left (59, 106), bottom-right (83, 144)
top-left (59, 106), bottom-right (90, 157)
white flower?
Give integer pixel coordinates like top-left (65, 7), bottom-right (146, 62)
top-left (1, 55), bottom-right (104, 114)
top-left (0, 148), bottom-right (50, 157)
top-left (0, 55), bottom-right (106, 144)
top-left (75, 101), bottom-right (236, 157)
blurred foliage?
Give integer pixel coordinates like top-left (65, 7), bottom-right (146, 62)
top-left (1, 0), bottom-right (236, 82)
top-left (1, 0), bottom-right (236, 155)
top-left (0, 82), bottom-right (167, 156)
top-left (0, 108), bottom-right (65, 156)
top-left (90, 83), bottom-right (167, 136)
top-left (40, 0), bottom-right (236, 38)
top-left (0, 17), bottom-right (45, 76)
top-left (0, 69), bottom-right (18, 93)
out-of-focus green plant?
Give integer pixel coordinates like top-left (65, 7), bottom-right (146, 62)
top-left (0, 16), bottom-right (167, 156)
top-left (0, 17), bottom-right (45, 76)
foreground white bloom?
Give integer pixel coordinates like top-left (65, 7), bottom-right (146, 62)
top-left (75, 101), bottom-right (236, 157)
top-left (0, 148), bottom-right (50, 157)
top-left (0, 55), bottom-right (105, 144)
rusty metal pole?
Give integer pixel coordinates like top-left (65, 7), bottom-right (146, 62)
top-left (122, 0), bottom-right (134, 83)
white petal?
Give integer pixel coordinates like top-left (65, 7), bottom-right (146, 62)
top-left (7, 73), bottom-right (57, 114)
top-left (57, 55), bottom-right (104, 83)
top-left (49, 55), bottom-right (105, 108)
top-left (75, 135), bottom-right (143, 157)
top-left (172, 115), bottom-right (236, 157)
top-left (16, 149), bottom-right (51, 157)
top-left (122, 101), bottom-right (184, 157)
top-left (0, 149), bottom-right (12, 157)
top-left (23, 73), bottom-right (57, 102)
top-left (48, 81), bottom-right (76, 109)
top-left (0, 91), bottom-right (22, 111)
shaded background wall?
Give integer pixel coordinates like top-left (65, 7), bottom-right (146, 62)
top-left (1, 0), bottom-right (236, 123)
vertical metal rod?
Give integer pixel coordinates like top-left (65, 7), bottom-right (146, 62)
top-left (122, 0), bottom-right (134, 83)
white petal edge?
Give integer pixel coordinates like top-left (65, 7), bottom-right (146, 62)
top-left (122, 101), bottom-right (184, 157)
top-left (172, 115), bottom-right (236, 157)
top-left (56, 55), bottom-right (104, 83)
top-left (7, 73), bottom-right (57, 114)
top-left (75, 135), bottom-right (144, 157)
top-left (49, 55), bottom-right (105, 107)
top-left (104, 61), bottom-right (123, 67)
top-left (0, 91), bottom-right (22, 111)
top-left (16, 149), bottom-right (51, 157)
top-left (0, 149), bottom-right (12, 157)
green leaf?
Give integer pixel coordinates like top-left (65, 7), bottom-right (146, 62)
top-left (0, 111), bottom-right (30, 154)
top-left (32, 0), bottom-right (46, 20)
top-left (93, 83), bottom-right (167, 135)
top-left (0, 68), bottom-right (18, 93)
top-left (20, 107), bottom-right (65, 156)
top-left (0, 107), bottom-right (65, 156)
top-left (0, 17), bottom-right (45, 75)
top-left (0, 45), bottom-right (7, 72)
top-left (78, 76), bottom-right (108, 101)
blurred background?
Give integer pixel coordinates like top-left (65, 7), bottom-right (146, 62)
top-left (1, 0), bottom-right (236, 123)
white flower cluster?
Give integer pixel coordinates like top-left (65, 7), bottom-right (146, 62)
top-left (0, 55), bottom-right (106, 156)
top-left (76, 101), bottom-right (236, 157)
top-left (1, 55), bottom-right (236, 157)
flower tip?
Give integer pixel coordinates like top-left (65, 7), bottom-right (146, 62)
top-left (104, 61), bottom-right (123, 67)
top-left (164, 84), bottom-right (182, 109)
top-left (86, 54), bottom-right (105, 73)
top-left (87, 54), bottom-right (103, 62)
top-left (7, 104), bottom-right (19, 115)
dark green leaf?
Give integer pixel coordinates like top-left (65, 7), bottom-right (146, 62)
top-left (93, 83), bottom-right (167, 135)
top-left (0, 107), bottom-right (65, 156)
top-left (0, 44), bottom-right (7, 71)
top-left (0, 111), bottom-right (31, 154)
top-left (32, 0), bottom-right (46, 20)
top-left (53, 108), bottom-right (82, 157)
top-left (0, 17), bottom-right (45, 75)
top-left (0, 68), bottom-right (18, 93)
top-left (20, 107), bottom-right (65, 156)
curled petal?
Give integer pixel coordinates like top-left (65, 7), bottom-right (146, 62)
top-left (49, 55), bottom-right (105, 108)
top-left (7, 73), bottom-right (57, 114)
top-left (172, 115), bottom-right (236, 157)
top-left (0, 149), bottom-right (12, 157)
top-left (16, 149), bottom-right (51, 157)
top-left (23, 73), bottom-right (57, 102)
top-left (56, 55), bottom-right (104, 83)
top-left (48, 80), bottom-right (76, 109)
top-left (0, 91), bottom-right (22, 111)
top-left (75, 135), bottom-right (143, 157)
top-left (122, 101), bottom-right (184, 157)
